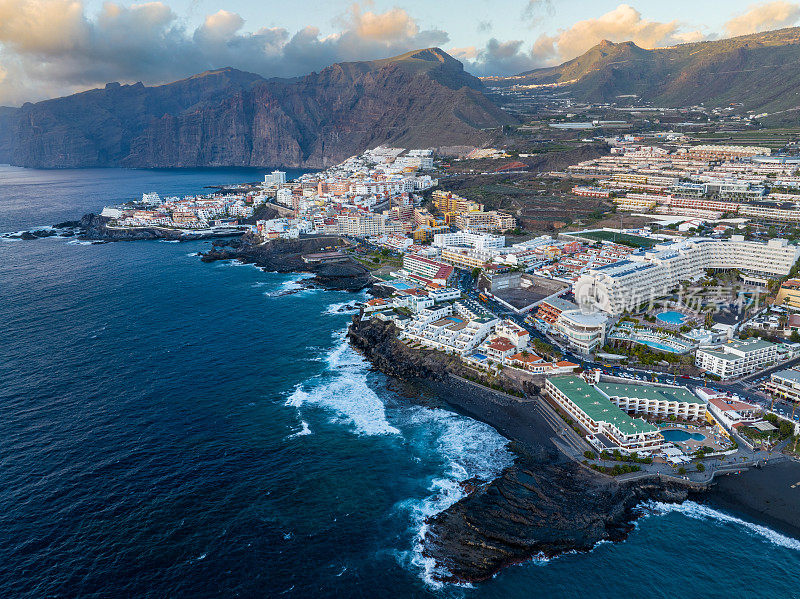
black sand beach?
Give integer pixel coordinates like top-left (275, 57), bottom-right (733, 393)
top-left (708, 460), bottom-right (800, 540)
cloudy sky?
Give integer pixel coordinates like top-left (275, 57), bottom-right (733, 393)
top-left (2, 0), bottom-right (800, 105)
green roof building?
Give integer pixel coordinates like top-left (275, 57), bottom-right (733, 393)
top-left (545, 375), bottom-right (663, 453)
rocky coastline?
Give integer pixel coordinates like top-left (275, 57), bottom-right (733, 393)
top-left (3, 213), bottom-right (245, 242)
top-left (347, 315), bottom-right (701, 583)
top-left (199, 235), bottom-right (376, 292)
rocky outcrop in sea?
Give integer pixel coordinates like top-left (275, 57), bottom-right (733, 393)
top-left (200, 235), bottom-right (375, 292)
top-left (347, 315), bottom-right (702, 583)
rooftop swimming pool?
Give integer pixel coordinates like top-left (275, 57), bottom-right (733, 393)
top-left (656, 311), bottom-right (689, 325)
top-left (662, 429), bottom-right (706, 443)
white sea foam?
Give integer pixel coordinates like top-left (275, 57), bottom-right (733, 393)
top-left (264, 273), bottom-right (316, 297)
top-left (323, 300), bottom-right (360, 316)
top-left (396, 408), bottom-right (514, 588)
top-left (186, 252), bottom-right (201, 257)
top-left (644, 500), bottom-right (800, 552)
top-left (284, 329), bottom-right (400, 436)
top-left (287, 420), bottom-right (312, 438)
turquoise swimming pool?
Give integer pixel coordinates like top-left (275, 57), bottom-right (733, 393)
top-left (662, 429), bottom-right (706, 443)
top-left (636, 339), bottom-right (684, 353)
top-left (656, 311), bottom-right (689, 325)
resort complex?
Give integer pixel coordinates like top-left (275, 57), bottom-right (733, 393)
top-left (574, 236), bottom-right (800, 315)
top-left (544, 376), bottom-right (664, 454)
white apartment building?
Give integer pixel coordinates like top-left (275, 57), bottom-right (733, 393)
top-left (695, 339), bottom-right (780, 379)
top-left (276, 188), bottom-right (293, 207)
top-left (764, 369), bottom-right (800, 403)
top-left (337, 214), bottom-right (388, 238)
top-left (402, 304), bottom-right (498, 355)
top-left (264, 171), bottom-right (287, 187)
top-left (595, 382), bottom-right (706, 421)
top-left (574, 236), bottom-right (800, 315)
top-left (433, 231), bottom-right (505, 250)
top-left (494, 320), bottom-right (530, 350)
top-left (439, 247), bottom-right (494, 270)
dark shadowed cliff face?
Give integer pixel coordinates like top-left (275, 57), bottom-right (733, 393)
top-left (9, 49), bottom-right (515, 169)
top-left (0, 106), bottom-right (18, 163)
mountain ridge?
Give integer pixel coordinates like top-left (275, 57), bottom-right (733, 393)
top-left (494, 27), bottom-right (800, 115)
top-left (3, 48), bottom-right (514, 168)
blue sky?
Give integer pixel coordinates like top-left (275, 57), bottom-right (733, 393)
top-left (2, 0), bottom-right (800, 104)
top-left (73, 0), bottom-right (774, 47)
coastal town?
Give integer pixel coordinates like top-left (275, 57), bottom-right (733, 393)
top-left (83, 138), bottom-right (800, 485)
top-left (11, 9), bottom-right (800, 595)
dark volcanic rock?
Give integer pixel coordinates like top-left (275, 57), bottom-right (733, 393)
top-left (348, 315), bottom-right (701, 583)
top-left (201, 235), bottom-right (374, 291)
top-left (348, 316), bottom-right (470, 381)
top-left (424, 460), bottom-right (691, 583)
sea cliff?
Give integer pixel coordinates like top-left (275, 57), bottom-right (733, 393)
top-left (348, 315), bottom-right (700, 583)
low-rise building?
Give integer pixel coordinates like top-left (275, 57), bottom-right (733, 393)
top-left (775, 279), bottom-right (800, 311)
top-left (595, 382), bottom-right (706, 421)
top-left (695, 339), bottom-right (780, 379)
top-left (764, 369), bottom-right (800, 404)
top-left (544, 376), bottom-right (663, 454)
top-left (698, 390), bottom-right (763, 431)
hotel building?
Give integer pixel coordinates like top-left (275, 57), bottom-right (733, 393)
top-left (695, 339), bottom-right (780, 379)
top-left (574, 236), bottom-right (800, 315)
top-left (595, 382), bottom-right (706, 421)
top-left (763, 369), bottom-right (800, 403)
top-left (544, 376), bottom-right (663, 454)
top-left (551, 310), bottom-right (608, 354)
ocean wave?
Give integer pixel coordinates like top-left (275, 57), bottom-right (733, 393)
top-left (397, 408), bottom-right (514, 588)
top-left (287, 420), bottom-right (312, 438)
top-left (264, 273), bottom-right (317, 297)
top-left (284, 330), bottom-right (400, 436)
top-left (643, 500), bottom-right (800, 552)
top-left (323, 300), bottom-right (360, 316)
top-left (186, 252), bottom-right (201, 257)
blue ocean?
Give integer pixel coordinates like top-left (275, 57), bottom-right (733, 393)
top-left (1, 165), bottom-right (799, 598)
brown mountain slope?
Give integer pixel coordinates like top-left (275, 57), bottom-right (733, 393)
top-left (493, 28), bottom-right (800, 114)
top-left (6, 48), bottom-right (515, 169)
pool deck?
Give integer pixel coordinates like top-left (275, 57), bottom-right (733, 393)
top-left (660, 424), bottom-right (730, 454)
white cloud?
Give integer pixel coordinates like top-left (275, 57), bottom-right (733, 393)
top-left (724, 1), bottom-right (800, 37)
top-left (531, 4), bottom-right (693, 63)
top-left (0, 0), bottom-right (448, 105)
top-left (462, 3), bottom-right (716, 76)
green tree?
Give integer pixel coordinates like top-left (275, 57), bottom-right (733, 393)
top-left (696, 463), bottom-right (705, 472)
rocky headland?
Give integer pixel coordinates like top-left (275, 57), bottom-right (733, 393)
top-left (200, 235), bottom-right (375, 292)
top-left (348, 315), bottom-right (702, 583)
